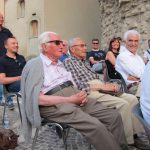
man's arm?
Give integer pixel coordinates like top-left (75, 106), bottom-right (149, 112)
top-left (39, 91), bottom-right (88, 106)
top-left (89, 57), bottom-right (99, 65)
top-left (0, 73), bottom-right (21, 84)
top-left (116, 54), bottom-right (144, 78)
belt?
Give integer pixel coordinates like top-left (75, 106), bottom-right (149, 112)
top-left (127, 82), bottom-right (139, 90)
top-left (45, 81), bottom-right (73, 95)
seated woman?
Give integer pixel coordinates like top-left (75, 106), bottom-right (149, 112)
top-left (105, 37), bottom-right (121, 79)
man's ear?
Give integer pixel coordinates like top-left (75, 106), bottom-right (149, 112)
top-left (70, 47), bottom-right (75, 54)
top-left (41, 43), bottom-right (47, 51)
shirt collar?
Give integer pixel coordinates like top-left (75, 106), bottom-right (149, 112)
top-left (40, 53), bottom-right (62, 66)
top-left (125, 49), bottom-right (138, 56)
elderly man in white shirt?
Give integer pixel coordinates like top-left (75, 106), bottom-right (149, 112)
top-left (116, 30), bottom-right (145, 97)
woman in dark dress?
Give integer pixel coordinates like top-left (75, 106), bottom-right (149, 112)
top-left (105, 37), bottom-right (121, 79)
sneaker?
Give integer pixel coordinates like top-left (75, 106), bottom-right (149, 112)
top-left (7, 102), bottom-right (15, 110)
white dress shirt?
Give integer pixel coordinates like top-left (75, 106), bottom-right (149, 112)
top-left (40, 53), bottom-right (76, 94)
top-left (140, 61), bottom-right (150, 126)
top-left (116, 49), bottom-right (145, 85)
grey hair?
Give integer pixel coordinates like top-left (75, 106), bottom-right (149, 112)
top-left (123, 30), bottom-right (140, 42)
top-left (69, 37), bottom-right (81, 47)
top-left (38, 31), bottom-right (57, 52)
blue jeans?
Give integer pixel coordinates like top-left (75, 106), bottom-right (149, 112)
top-left (3, 81), bottom-right (20, 104)
top-left (7, 81), bottom-right (20, 104)
top-left (0, 84), bottom-right (3, 102)
top-left (7, 81), bottom-right (20, 92)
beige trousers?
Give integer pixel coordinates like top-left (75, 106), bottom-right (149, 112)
top-left (88, 79), bottom-right (144, 144)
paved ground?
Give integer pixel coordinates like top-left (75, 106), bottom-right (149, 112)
top-left (0, 98), bottom-right (149, 150)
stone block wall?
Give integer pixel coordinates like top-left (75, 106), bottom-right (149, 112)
top-left (98, 0), bottom-right (150, 54)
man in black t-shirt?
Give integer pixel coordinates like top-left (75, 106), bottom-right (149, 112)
top-left (0, 37), bottom-right (26, 109)
top-left (88, 38), bottom-right (106, 73)
top-left (0, 12), bottom-right (13, 106)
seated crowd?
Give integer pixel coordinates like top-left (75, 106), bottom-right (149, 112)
top-left (0, 12), bottom-right (150, 149)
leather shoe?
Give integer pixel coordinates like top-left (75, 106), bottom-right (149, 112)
top-left (132, 137), bottom-right (150, 150)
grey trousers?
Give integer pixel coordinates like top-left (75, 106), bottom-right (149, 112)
top-left (40, 86), bottom-right (128, 150)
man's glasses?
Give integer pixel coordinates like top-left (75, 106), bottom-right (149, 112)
top-left (92, 42), bottom-right (99, 45)
top-left (72, 44), bottom-right (87, 48)
top-left (46, 40), bottom-right (63, 46)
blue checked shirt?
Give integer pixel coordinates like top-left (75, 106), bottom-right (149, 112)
top-left (64, 56), bottom-right (100, 93)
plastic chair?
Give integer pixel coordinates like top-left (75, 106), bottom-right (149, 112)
top-left (2, 86), bottom-right (22, 124)
top-left (32, 119), bottom-right (70, 150)
top-left (132, 103), bottom-right (150, 142)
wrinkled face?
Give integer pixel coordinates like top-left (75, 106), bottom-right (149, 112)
top-left (125, 34), bottom-right (139, 54)
top-left (112, 40), bottom-right (120, 50)
top-left (0, 14), bottom-right (4, 26)
top-left (42, 34), bottom-right (63, 60)
top-left (92, 40), bottom-right (99, 50)
top-left (70, 39), bottom-right (87, 60)
top-left (5, 38), bottom-right (19, 54)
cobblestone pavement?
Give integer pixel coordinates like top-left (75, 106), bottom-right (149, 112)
top-left (0, 101), bottom-right (149, 150)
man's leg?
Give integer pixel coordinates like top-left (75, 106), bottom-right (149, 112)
top-left (88, 91), bottom-right (134, 144)
top-left (82, 98), bottom-right (128, 150)
top-left (0, 84), bottom-right (4, 105)
top-left (6, 81), bottom-right (20, 109)
top-left (40, 103), bottom-right (124, 150)
top-left (120, 93), bottom-right (144, 135)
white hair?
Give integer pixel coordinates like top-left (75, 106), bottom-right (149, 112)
top-left (123, 30), bottom-right (141, 42)
top-left (38, 31), bottom-right (57, 51)
top-left (69, 37), bottom-right (82, 47)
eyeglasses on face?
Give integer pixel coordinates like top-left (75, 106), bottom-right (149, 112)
top-left (72, 44), bottom-right (87, 48)
top-left (92, 42), bottom-right (99, 45)
top-left (46, 40), bottom-right (63, 46)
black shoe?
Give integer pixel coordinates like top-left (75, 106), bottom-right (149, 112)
top-left (133, 137), bottom-right (150, 150)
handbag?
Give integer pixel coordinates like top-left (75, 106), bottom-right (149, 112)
top-left (0, 127), bottom-right (19, 150)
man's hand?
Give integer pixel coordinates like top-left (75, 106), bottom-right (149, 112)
top-left (91, 83), bottom-right (119, 92)
top-left (102, 83), bottom-right (119, 92)
top-left (69, 91), bottom-right (88, 106)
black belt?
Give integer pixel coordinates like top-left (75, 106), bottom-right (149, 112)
top-left (45, 81), bottom-right (73, 95)
top-left (127, 82), bottom-right (139, 90)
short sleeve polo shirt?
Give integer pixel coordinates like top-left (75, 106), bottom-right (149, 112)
top-left (0, 54), bottom-right (26, 77)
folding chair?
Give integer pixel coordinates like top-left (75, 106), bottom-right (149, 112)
top-left (2, 86), bottom-right (22, 125)
top-left (32, 119), bottom-right (70, 150)
top-left (132, 103), bottom-right (150, 142)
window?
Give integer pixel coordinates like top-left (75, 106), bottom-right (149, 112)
top-left (30, 20), bottom-right (38, 37)
top-left (17, 0), bottom-right (25, 18)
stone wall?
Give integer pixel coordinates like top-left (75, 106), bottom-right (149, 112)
top-left (98, 0), bottom-right (150, 54)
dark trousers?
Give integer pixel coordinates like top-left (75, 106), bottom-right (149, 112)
top-left (40, 86), bottom-right (128, 150)
top-left (6, 81), bottom-right (20, 103)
